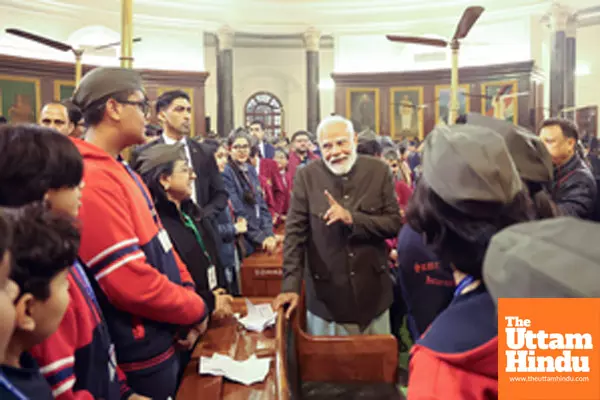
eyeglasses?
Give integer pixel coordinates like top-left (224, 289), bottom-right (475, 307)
top-left (117, 99), bottom-right (151, 116)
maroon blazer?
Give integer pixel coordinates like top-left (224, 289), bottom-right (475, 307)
top-left (286, 151), bottom-right (319, 189)
top-left (258, 158), bottom-right (288, 225)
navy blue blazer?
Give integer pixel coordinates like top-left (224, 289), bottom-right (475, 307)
top-left (222, 163), bottom-right (274, 254)
top-left (260, 141), bottom-right (276, 159)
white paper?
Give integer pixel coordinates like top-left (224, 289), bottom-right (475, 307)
top-left (236, 299), bottom-right (277, 332)
top-left (199, 353), bottom-right (271, 385)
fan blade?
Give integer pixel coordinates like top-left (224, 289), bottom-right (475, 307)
top-left (5, 28), bottom-right (72, 52)
top-left (452, 6), bottom-right (484, 40)
top-left (93, 37), bottom-right (142, 51)
top-left (495, 84), bottom-right (513, 97)
top-left (386, 35), bottom-right (447, 48)
top-left (501, 91), bottom-right (529, 98)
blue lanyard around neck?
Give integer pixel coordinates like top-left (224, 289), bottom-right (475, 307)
top-left (121, 161), bottom-right (160, 226)
top-left (0, 372), bottom-right (29, 400)
top-left (454, 275), bottom-right (476, 298)
top-left (72, 260), bottom-right (100, 311)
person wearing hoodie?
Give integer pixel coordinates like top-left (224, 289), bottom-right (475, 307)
top-left (71, 67), bottom-right (208, 399)
top-left (0, 125), bottom-right (145, 400)
top-left (405, 124), bottom-right (534, 400)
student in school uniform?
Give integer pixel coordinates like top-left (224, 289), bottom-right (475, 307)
top-left (0, 205), bottom-right (78, 400)
top-left (212, 141), bottom-right (247, 295)
top-left (0, 125), bottom-right (144, 400)
top-left (406, 124), bottom-right (534, 400)
top-left (71, 67), bottom-right (207, 399)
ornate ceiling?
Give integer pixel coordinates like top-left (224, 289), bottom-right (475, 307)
top-left (4, 0), bottom-right (595, 35)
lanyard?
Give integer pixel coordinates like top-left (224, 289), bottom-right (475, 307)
top-left (454, 275), bottom-right (476, 298)
top-left (0, 372), bottom-right (29, 400)
top-left (181, 212), bottom-right (214, 266)
top-left (72, 260), bottom-right (100, 312)
top-left (69, 261), bottom-right (118, 372)
top-left (121, 161), bottom-right (160, 226)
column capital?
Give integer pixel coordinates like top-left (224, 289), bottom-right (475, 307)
top-left (566, 15), bottom-right (577, 37)
top-left (303, 27), bottom-right (321, 52)
top-left (217, 26), bottom-right (235, 50)
top-left (549, 3), bottom-right (572, 31)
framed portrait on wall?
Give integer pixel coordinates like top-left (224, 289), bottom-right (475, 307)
top-left (53, 80), bottom-right (76, 101)
top-left (156, 86), bottom-right (195, 135)
top-left (481, 80), bottom-right (518, 124)
top-left (390, 86), bottom-right (424, 140)
top-left (346, 88), bottom-right (380, 133)
top-left (0, 74), bottom-right (41, 124)
top-left (575, 105), bottom-right (597, 144)
top-left (435, 84), bottom-right (470, 124)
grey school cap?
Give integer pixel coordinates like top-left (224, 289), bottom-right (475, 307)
top-left (422, 124), bottom-right (522, 212)
top-left (483, 217), bottom-right (600, 302)
top-left (72, 67), bottom-right (143, 111)
top-left (465, 113), bottom-right (553, 182)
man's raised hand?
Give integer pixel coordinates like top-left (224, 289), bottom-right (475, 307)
top-left (322, 190), bottom-right (353, 226)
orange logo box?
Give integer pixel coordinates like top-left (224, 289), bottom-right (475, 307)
top-left (498, 298), bottom-right (600, 400)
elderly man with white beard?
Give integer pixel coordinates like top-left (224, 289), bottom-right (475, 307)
top-left (273, 115), bottom-right (402, 335)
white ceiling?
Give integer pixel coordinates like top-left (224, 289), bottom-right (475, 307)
top-left (2, 0), bottom-right (593, 35)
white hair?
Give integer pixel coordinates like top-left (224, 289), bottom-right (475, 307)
top-left (316, 115), bottom-right (354, 143)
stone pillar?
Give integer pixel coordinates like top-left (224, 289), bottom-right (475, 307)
top-left (549, 4), bottom-right (569, 117)
top-left (304, 27), bottom-right (321, 135)
top-left (217, 26), bottom-right (234, 136)
top-left (565, 15), bottom-right (577, 120)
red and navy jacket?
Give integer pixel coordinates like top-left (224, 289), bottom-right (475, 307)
top-left (73, 139), bottom-right (207, 372)
top-left (408, 285), bottom-right (498, 400)
top-left (30, 261), bottom-right (130, 400)
top-left (0, 353), bottom-right (53, 400)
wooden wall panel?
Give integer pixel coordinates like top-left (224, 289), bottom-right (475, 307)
top-left (332, 61), bottom-right (545, 137)
top-left (0, 55), bottom-right (209, 136)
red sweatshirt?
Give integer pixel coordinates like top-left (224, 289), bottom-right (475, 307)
top-left (30, 262), bottom-right (130, 400)
top-left (74, 139), bottom-right (207, 371)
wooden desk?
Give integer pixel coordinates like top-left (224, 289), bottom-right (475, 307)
top-left (240, 251), bottom-right (283, 297)
top-left (176, 297), bottom-right (279, 400)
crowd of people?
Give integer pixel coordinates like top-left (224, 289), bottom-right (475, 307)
top-left (0, 65), bottom-right (598, 400)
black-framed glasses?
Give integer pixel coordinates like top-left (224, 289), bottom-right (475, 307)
top-left (117, 99), bottom-right (150, 116)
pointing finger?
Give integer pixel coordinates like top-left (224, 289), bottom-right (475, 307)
top-left (324, 190), bottom-right (338, 206)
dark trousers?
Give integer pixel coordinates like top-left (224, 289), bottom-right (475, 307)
top-left (125, 353), bottom-right (180, 400)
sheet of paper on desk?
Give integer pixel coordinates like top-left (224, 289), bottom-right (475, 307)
top-left (199, 353), bottom-right (271, 385)
top-left (236, 298), bottom-right (277, 332)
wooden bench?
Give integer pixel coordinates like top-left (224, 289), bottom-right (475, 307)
top-left (275, 293), bottom-right (405, 400)
top-left (176, 297), bottom-right (281, 400)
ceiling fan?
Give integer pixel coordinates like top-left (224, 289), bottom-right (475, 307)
top-left (5, 28), bottom-right (141, 86)
top-left (387, 5), bottom-right (485, 125)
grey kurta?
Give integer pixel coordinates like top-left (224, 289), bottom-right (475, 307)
top-left (281, 155), bottom-right (402, 327)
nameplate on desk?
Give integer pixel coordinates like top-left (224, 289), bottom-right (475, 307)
top-left (254, 268), bottom-right (283, 278)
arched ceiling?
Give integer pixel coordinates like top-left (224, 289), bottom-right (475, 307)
top-left (2, 0), bottom-right (592, 35)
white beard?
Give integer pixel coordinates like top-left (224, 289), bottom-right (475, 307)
top-left (324, 149), bottom-right (358, 176)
